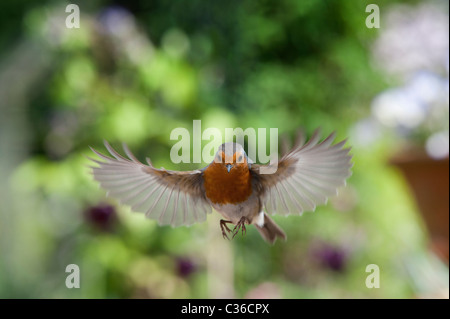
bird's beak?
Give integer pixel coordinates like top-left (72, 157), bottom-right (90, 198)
top-left (226, 164), bottom-right (233, 173)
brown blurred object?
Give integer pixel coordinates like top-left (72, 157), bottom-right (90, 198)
top-left (391, 149), bottom-right (449, 264)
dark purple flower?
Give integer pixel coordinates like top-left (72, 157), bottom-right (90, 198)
top-left (313, 243), bottom-right (347, 273)
top-left (176, 257), bottom-right (196, 278)
top-left (84, 203), bottom-right (118, 232)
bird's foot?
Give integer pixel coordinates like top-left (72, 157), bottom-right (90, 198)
top-left (220, 219), bottom-right (233, 240)
top-left (232, 217), bottom-right (247, 238)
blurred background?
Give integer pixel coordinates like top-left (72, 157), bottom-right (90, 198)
top-left (0, 0), bottom-right (448, 299)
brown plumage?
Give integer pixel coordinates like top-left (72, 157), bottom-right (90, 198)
top-left (203, 155), bottom-right (252, 205)
top-left (89, 129), bottom-right (352, 244)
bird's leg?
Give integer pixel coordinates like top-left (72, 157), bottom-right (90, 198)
top-left (232, 217), bottom-right (247, 238)
top-left (220, 219), bottom-right (233, 240)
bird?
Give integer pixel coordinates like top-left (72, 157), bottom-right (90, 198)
top-left (88, 129), bottom-right (352, 244)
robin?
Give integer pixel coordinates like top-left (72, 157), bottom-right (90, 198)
top-left (89, 129), bottom-right (352, 244)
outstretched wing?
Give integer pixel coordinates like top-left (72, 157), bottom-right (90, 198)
top-left (250, 130), bottom-right (352, 216)
top-left (89, 142), bottom-right (211, 227)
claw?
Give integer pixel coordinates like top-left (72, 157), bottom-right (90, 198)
top-left (232, 217), bottom-right (247, 239)
top-left (222, 232), bottom-right (230, 240)
top-left (220, 219), bottom-right (233, 240)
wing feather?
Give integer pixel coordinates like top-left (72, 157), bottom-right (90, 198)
top-left (251, 131), bottom-right (352, 216)
top-left (89, 142), bottom-right (211, 227)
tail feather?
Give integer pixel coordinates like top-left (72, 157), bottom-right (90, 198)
top-left (255, 213), bottom-right (287, 244)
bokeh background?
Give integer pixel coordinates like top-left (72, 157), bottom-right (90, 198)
top-left (0, 0), bottom-right (448, 298)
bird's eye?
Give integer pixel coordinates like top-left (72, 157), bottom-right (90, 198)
top-left (237, 155), bottom-right (243, 163)
top-left (216, 153), bottom-right (223, 162)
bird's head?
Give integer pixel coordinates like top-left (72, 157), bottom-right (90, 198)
top-left (214, 142), bottom-right (249, 173)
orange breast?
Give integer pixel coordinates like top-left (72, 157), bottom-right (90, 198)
top-left (203, 163), bottom-right (252, 205)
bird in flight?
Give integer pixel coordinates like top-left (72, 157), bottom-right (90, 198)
top-left (89, 130), bottom-right (352, 244)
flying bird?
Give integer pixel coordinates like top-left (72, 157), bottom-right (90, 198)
top-left (89, 130), bottom-right (352, 244)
